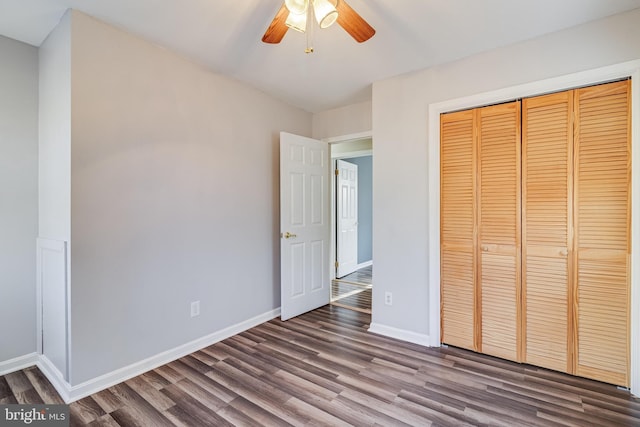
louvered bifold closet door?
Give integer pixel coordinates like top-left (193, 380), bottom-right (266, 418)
top-left (574, 80), bottom-right (631, 387)
top-left (478, 102), bottom-right (522, 361)
top-left (441, 110), bottom-right (477, 351)
top-left (522, 92), bottom-right (573, 373)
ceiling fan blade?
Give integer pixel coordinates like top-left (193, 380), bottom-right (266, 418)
top-left (262, 3), bottom-right (289, 44)
top-left (336, 0), bottom-right (375, 43)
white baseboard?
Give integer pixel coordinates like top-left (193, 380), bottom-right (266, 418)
top-left (3, 308), bottom-right (280, 403)
top-left (61, 307), bottom-right (281, 403)
top-left (356, 260), bottom-right (373, 270)
top-left (37, 355), bottom-right (70, 402)
top-left (368, 323), bottom-right (431, 347)
top-left (0, 353), bottom-right (39, 376)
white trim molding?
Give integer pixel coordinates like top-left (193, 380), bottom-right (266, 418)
top-left (368, 323), bottom-right (430, 347)
top-left (428, 60), bottom-right (640, 396)
top-left (323, 130), bottom-right (372, 145)
top-left (0, 353), bottom-right (39, 376)
top-left (37, 355), bottom-right (70, 402)
top-left (331, 149), bottom-right (373, 160)
top-left (356, 260), bottom-right (373, 270)
top-left (59, 307), bottom-right (280, 403)
top-left (630, 69), bottom-right (640, 397)
top-left (5, 308), bottom-right (280, 403)
top-left (36, 238), bottom-right (69, 381)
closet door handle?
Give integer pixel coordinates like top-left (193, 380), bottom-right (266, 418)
top-left (481, 245), bottom-right (489, 252)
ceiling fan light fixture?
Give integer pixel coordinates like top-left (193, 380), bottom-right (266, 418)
top-left (285, 9), bottom-right (307, 33)
top-left (312, 0), bottom-right (339, 29)
top-left (285, 0), bottom-right (308, 15)
top-left (262, 0), bottom-right (375, 48)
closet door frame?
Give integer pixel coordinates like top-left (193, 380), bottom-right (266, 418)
top-left (427, 61), bottom-right (640, 396)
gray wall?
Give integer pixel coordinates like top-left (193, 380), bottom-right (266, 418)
top-left (67, 12), bottom-right (312, 384)
top-left (312, 101), bottom-right (371, 140)
top-left (371, 8), bottom-right (640, 334)
top-left (39, 10), bottom-right (71, 242)
top-left (344, 156), bottom-right (372, 264)
top-left (0, 35), bottom-right (39, 362)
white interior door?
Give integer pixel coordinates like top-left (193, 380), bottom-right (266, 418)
top-left (280, 132), bottom-right (330, 320)
top-left (337, 159), bottom-right (358, 278)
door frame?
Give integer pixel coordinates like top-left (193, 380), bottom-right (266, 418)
top-left (427, 60), bottom-right (640, 395)
top-left (325, 131), bottom-right (372, 280)
top-left (331, 149), bottom-right (372, 279)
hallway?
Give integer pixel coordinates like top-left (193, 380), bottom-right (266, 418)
top-left (331, 265), bottom-right (372, 313)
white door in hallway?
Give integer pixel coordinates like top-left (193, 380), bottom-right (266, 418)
top-left (280, 132), bottom-right (330, 320)
top-left (336, 159), bottom-right (358, 278)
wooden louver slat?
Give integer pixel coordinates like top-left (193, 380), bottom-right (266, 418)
top-left (439, 80), bottom-right (631, 387)
top-left (522, 91), bottom-right (573, 373)
top-left (477, 102), bottom-right (522, 362)
top-left (574, 80), bottom-right (631, 387)
top-left (440, 110), bottom-right (476, 351)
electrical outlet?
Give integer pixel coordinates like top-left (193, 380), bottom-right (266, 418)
top-left (191, 301), bottom-right (200, 317)
top-left (384, 292), bottom-right (392, 306)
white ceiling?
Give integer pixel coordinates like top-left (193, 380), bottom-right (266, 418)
top-left (2, 0), bottom-right (640, 112)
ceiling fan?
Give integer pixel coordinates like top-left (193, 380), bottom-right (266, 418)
top-left (262, 0), bottom-right (375, 52)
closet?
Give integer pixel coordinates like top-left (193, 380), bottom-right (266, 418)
top-left (440, 80), bottom-right (631, 387)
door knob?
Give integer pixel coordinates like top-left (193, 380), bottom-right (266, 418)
top-left (283, 232), bottom-right (297, 239)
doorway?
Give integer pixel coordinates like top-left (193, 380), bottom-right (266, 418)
top-left (329, 137), bottom-right (373, 313)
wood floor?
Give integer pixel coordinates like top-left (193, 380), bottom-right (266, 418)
top-left (331, 265), bottom-right (372, 313)
top-left (2, 305), bottom-right (639, 426)
top-left (335, 265), bottom-right (372, 286)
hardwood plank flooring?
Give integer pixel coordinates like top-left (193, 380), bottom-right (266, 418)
top-left (335, 265), bottom-right (372, 286)
top-left (332, 265), bottom-right (372, 313)
top-left (2, 305), bottom-right (639, 426)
